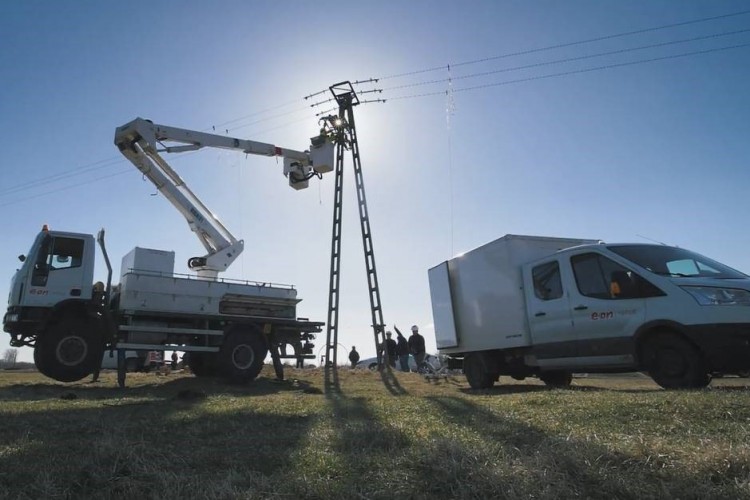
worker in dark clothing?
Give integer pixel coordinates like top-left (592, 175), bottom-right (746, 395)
top-left (408, 324), bottom-right (426, 367)
top-left (384, 331), bottom-right (398, 368)
top-left (171, 351), bottom-right (178, 370)
top-left (394, 327), bottom-right (410, 372)
top-left (349, 346), bottom-right (360, 369)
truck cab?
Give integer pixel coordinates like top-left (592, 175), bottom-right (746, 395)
top-left (4, 227), bottom-right (106, 382)
top-left (5, 227), bottom-right (96, 342)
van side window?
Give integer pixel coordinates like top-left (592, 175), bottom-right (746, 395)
top-left (571, 253), bottom-right (665, 300)
top-left (532, 261), bottom-right (563, 300)
top-left (47, 237), bottom-right (84, 271)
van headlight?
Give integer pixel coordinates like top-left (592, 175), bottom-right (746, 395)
top-left (681, 286), bottom-right (750, 306)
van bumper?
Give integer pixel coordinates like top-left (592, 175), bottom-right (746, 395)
top-left (684, 323), bottom-right (750, 372)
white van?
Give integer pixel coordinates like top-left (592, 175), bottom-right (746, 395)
top-left (100, 350), bottom-right (163, 372)
top-left (429, 234), bottom-right (750, 390)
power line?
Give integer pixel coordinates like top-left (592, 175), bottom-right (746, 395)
top-left (381, 28), bottom-right (750, 92)
top-left (0, 169), bottom-right (131, 208)
top-left (377, 9), bottom-right (750, 81)
top-left (0, 157), bottom-right (124, 197)
top-left (386, 42), bottom-right (750, 101)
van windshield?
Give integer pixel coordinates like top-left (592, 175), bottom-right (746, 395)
top-left (607, 245), bottom-right (747, 279)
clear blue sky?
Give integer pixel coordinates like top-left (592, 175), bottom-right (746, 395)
top-left (2, 0), bottom-right (749, 363)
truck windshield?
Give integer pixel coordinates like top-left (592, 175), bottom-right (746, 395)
top-left (608, 245), bottom-right (747, 279)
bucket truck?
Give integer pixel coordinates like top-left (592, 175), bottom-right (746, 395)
top-left (3, 118), bottom-right (335, 386)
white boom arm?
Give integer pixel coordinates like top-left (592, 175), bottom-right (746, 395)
top-left (114, 117), bottom-right (334, 279)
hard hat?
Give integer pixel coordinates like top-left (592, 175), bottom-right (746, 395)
top-left (411, 325), bottom-right (419, 332)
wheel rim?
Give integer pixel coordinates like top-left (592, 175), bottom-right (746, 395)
top-left (56, 335), bottom-right (88, 367)
top-left (231, 344), bottom-right (255, 370)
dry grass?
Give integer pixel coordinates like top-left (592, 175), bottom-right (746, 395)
top-left (1, 368), bottom-right (750, 499)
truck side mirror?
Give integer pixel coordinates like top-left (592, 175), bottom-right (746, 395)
top-left (18, 255), bottom-right (26, 262)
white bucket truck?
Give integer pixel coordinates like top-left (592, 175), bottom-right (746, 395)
top-left (429, 234), bottom-right (750, 389)
top-left (3, 118), bottom-right (335, 386)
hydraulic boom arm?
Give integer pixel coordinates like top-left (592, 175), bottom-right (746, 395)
top-left (114, 117), bottom-right (334, 279)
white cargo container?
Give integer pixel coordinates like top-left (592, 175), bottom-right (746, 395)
top-left (429, 234), bottom-right (750, 390)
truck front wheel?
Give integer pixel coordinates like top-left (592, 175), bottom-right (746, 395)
top-left (464, 352), bottom-right (497, 389)
top-left (642, 332), bottom-right (710, 389)
top-left (219, 331), bottom-right (268, 383)
top-left (34, 319), bottom-right (102, 383)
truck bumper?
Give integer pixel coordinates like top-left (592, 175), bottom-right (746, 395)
top-left (684, 323), bottom-right (750, 372)
top-left (3, 306), bottom-right (48, 340)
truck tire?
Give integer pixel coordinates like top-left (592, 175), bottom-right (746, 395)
top-left (219, 330), bottom-right (268, 383)
top-left (464, 352), bottom-right (496, 389)
top-left (539, 370), bottom-right (572, 388)
top-left (187, 352), bottom-right (219, 377)
top-left (34, 319), bottom-right (103, 383)
top-left (642, 332), bottom-right (710, 389)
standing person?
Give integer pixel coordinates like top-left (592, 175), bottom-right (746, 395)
top-left (408, 324), bottom-right (426, 368)
top-left (171, 351), bottom-right (178, 370)
top-left (349, 346), bottom-right (360, 369)
top-left (384, 331), bottom-right (398, 368)
top-left (394, 326), bottom-right (410, 372)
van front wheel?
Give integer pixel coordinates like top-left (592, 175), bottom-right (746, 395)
top-left (642, 333), bottom-right (710, 389)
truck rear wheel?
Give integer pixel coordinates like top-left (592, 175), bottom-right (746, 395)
top-left (219, 330), bottom-right (268, 383)
top-left (34, 319), bottom-right (102, 383)
top-left (539, 370), bottom-right (572, 388)
top-left (464, 352), bottom-right (497, 389)
top-left (642, 332), bottom-right (710, 389)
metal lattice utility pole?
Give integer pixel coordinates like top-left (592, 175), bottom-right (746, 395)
top-left (323, 81), bottom-right (388, 370)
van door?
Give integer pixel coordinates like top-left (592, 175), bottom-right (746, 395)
top-left (523, 258), bottom-right (577, 367)
top-left (565, 251), bottom-right (663, 368)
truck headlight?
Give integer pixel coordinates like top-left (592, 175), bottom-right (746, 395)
top-left (681, 286), bottom-right (750, 306)
top-left (5, 313), bottom-right (18, 322)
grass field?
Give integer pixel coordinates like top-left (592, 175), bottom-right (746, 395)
top-left (1, 368), bottom-right (749, 499)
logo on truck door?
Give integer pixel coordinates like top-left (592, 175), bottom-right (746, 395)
top-left (29, 288), bottom-right (49, 296)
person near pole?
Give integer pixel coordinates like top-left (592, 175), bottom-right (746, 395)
top-left (394, 326), bottom-right (410, 372)
top-left (384, 331), bottom-right (398, 368)
top-left (349, 346), bottom-right (360, 369)
top-left (408, 324), bottom-right (426, 367)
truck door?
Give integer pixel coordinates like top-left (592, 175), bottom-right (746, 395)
top-left (565, 251), bottom-right (662, 368)
top-left (523, 259), bottom-right (577, 366)
top-left (25, 234), bottom-right (91, 307)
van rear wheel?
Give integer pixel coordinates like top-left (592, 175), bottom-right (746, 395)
top-left (642, 332), bottom-right (710, 389)
top-left (464, 352), bottom-right (496, 389)
top-left (539, 370), bottom-right (572, 388)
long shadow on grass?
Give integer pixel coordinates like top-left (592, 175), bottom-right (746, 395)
top-left (425, 395), bottom-right (730, 499)
top-left (309, 363), bottom-right (415, 497)
top-left (379, 364), bottom-right (408, 395)
top-left (0, 374), bottom-right (317, 402)
top-left (0, 389), bottom-right (316, 497)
